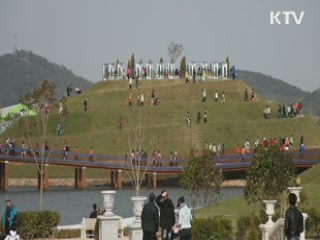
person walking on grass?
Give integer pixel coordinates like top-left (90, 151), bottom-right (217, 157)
top-left (214, 92), bottom-right (219, 102)
top-left (187, 112), bottom-right (192, 125)
top-left (221, 92), bottom-right (226, 103)
top-left (128, 95), bottom-right (133, 107)
top-left (83, 98), bottom-right (88, 111)
top-left (197, 112), bottom-right (201, 124)
top-left (203, 110), bottom-right (208, 123)
top-left (140, 93), bottom-right (145, 106)
top-left (156, 190), bottom-right (175, 240)
top-left (285, 193), bottom-right (304, 240)
top-left (185, 71), bottom-right (190, 84)
top-left (142, 193), bottom-right (159, 240)
top-left (192, 69), bottom-right (196, 83)
top-left (202, 89), bottom-right (207, 102)
top-left (119, 116), bottom-right (124, 130)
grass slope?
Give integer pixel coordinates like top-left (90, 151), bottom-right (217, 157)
top-left (2, 79), bottom-right (320, 177)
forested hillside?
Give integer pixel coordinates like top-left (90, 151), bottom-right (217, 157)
top-left (0, 50), bottom-right (92, 107)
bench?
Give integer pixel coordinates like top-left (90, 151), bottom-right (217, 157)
top-left (81, 218), bottom-right (96, 239)
top-left (81, 217), bottom-right (124, 239)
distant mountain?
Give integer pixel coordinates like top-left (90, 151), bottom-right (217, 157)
top-left (0, 50), bottom-right (93, 107)
top-left (237, 70), bottom-right (309, 103)
top-left (302, 89), bottom-right (320, 116)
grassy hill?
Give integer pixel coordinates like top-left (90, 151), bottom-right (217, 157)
top-left (2, 79), bottom-right (320, 160)
top-left (0, 50), bottom-right (92, 107)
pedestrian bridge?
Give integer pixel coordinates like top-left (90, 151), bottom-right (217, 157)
top-left (1, 148), bottom-right (319, 192)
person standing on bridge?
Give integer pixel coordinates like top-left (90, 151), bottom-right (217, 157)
top-left (75, 146), bottom-right (79, 160)
top-left (3, 199), bottom-right (17, 236)
top-left (88, 146), bottom-right (94, 161)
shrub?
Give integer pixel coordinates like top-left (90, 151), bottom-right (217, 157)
top-left (236, 212), bottom-right (263, 240)
top-left (192, 216), bottom-right (233, 240)
top-left (53, 229), bottom-right (80, 239)
top-left (94, 218), bottom-right (99, 240)
top-left (16, 211), bottom-right (60, 240)
top-left (305, 207), bottom-right (320, 239)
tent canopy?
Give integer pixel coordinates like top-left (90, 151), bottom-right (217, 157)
top-left (0, 103), bottom-right (36, 118)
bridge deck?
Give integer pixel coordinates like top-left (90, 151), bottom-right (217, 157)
top-left (0, 148), bottom-right (319, 173)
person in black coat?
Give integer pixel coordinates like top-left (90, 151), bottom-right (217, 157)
top-left (142, 193), bottom-right (159, 240)
top-left (156, 190), bottom-right (175, 240)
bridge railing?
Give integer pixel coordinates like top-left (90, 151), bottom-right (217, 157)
top-left (1, 147), bottom-right (319, 171)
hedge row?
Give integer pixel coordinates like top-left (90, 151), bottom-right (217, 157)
top-left (17, 211), bottom-right (60, 240)
top-left (192, 216), bottom-right (233, 240)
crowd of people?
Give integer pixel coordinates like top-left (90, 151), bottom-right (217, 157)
top-left (235, 134), bottom-right (305, 161)
top-left (141, 190), bottom-right (192, 240)
top-left (124, 149), bottom-right (178, 167)
top-left (128, 89), bottom-right (160, 107)
top-left (278, 102), bottom-right (303, 118)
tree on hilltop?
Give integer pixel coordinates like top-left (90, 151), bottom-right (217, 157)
top-left (180, 56), bottom-right (187, 78)
top-left (167, 41), bottom-right (184, 64)
top-left (130, 53), bottom-right (136, 78)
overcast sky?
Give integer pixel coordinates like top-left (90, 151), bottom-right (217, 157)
top-left (0, 0), bottom-right (319, 91)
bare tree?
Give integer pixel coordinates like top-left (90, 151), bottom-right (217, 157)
top-left (122, 107), bottom-right (157, 196)
top-left (20, 80), bottom-right (68, 210)
top-left (167, 41), bottom-right (184, 64)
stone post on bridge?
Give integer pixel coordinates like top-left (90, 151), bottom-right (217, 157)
top-left (117, 170), bottom-right (123, 189)
top-left (38, 164), bottom-right (49, 191)
top-left (75, 167), bottom-right (87, 189)
top-left (0, 161), bottom-right (9, 192)
top-left (153, 172), bottom-right (157, 188)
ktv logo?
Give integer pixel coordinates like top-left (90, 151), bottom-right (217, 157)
top-left (270, 11), bottom-right (305, 25)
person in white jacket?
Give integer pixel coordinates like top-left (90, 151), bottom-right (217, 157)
top-left (177, 197), bottom-right (192, 240)
top-left (5, 226), bottom-right (20, 240)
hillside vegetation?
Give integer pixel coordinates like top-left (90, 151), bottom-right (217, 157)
top-left (238, 70), bottom-right (309, 103)
top-left (2, 79), bottom-right (320, 159)
top-left (302, 89), bottom-right (320, 116)
top-left (196, 164), bottom-right (320, 216)
top-left (0, 50), bottom-right (92, 107)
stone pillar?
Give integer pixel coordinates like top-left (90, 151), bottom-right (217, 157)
top-left (111, 171), bottom-right (115, 188)
top-left (114, 171), bottom-right (119, 188)
top-left (117, 170), bottom-right (123, 189)
top-left (80, 167), bottom-right (87, 189)
top-left (75, 168), bottom-right (79, 189)
top-left (301, 213), bottom-right (308, 240)
top-left (38, 164), bottom-right (49, 191)
top-left (129, 224), bottom-right (143, 240)
top-left (153, 172), bottom-right (157, 188)
top-left (98, 215), bottom-right (122, 240)
top-left (0, 161), bottom-right (9, 192)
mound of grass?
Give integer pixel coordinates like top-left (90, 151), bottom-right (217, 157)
top-left (2, 79), bottom-right (320, 178)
